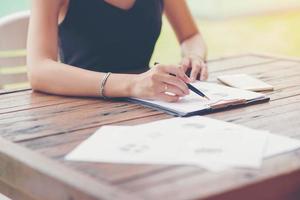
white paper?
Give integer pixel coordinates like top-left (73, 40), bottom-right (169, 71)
top-left (66, 126), bottom-right (184, 165)
top-left (66, 117), bottom-right (270, 169)
top-left (197, 82), bottom-right (266, 100)
top-left (138, 117), bottom-right (267, 168)
top-left (265, 133), bottom-right (300, 157)
top-left (197, 133), bottom-right (300, 172)
top-left (217, 74), bottom-right (274, 91)
top-left (132, 82), bottom-right (266, 114)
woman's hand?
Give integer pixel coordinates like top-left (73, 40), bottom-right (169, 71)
top-left (180, 34), bottom-right (208, 82)
top-left (130, 64), bottom-right (191, 102)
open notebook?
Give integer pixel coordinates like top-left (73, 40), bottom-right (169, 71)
top-left (127, 82), bottom-right (270, 117)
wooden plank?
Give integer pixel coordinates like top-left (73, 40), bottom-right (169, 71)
top-left (0, 179), bottom-right (35, 200)
top-left (64, 162), bottom-right (175, 185)
top-left (210, 60), bottom-right (300, 80)
top-left (0, 92), bottom-right (90, 111)
top-left (207, 55), bottom-right (276, 72)
top-left (117, 152), bottom-right (300, 200)
top-left (209, 60), bottom-right (300, 92)
top-left (209, 60), bottom-right (300, 100)
top-left (0, 137), bottom-right (140, 200)
top-left (0, 99), bottom-right (163, 142)
top-left (0, 89), bottom-right (31, 96)
top-left (127, 151), bottom-right (300, 200)
top-left (250, 53), bottom-right (300, 62)
top-left (209, 95), bottom-right (300, 135)
top-left (0, 88), bottom-right (30, 96)
top-left (0, 91), bottom-right (83, 114)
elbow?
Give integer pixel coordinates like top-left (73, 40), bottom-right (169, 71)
top-left (27, 66), bottom-right (43, 92)
top-left (26, 61), bottom-right (48, 92)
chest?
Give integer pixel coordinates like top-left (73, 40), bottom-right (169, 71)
top-left (73, 1), bottom-right (162, 37)
top-left (103, 0), bottom-right (137, 10)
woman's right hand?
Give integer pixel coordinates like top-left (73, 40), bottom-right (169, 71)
top-left (130, 64), bottom-right (191, 102)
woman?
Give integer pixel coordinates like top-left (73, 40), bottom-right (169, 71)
top-left (27, 0), bottom-right (208, 102)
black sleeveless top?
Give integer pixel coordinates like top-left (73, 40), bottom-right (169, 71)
top-left (59, 0), bottom-right (163, 73)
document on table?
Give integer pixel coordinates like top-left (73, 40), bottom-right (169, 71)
top-left (66, 117), bottom-right (266, 168)
top-left (65, 117), bottom-right (300, 171)
top-left (66, 126), bottom-right (182, 165)
top-left (136, 117), bottom-right (267, 168)
top-left (128, 82), bottom-right (269, 116)
top-left (264, 133), bottom-right (300, 157)
top-left (217, 74), bottom-right (274, 92)
top-left (199, 133), bottom-right (300, 172)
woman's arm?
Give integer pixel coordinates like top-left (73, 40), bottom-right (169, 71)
top-left (27, 0), bottom-right (189, 101)
top-left (164, 0), bottom-right (208, 81)
top-left (27, 0), bottom-right (132, 97)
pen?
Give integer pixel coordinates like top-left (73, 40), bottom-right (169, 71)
top-left (187, 83), bottom-right (210, 100)
top-left (154, 62), bottom-right (210, 100)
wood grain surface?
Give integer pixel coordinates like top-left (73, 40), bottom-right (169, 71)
top-left (0, 54), bottom-right (300, 200)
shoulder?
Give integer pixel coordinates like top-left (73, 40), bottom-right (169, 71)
top-left (31, 0), bottom-right (66, 11)
top-left (31, 0), bottom-right (67, 23)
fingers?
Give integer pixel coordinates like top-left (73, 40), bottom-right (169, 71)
top-left (180, 55), bottom-right (209, 82)
top-left (190, 59), bottom-right (202, 82)
top-left (157, 74), bottom-right (189, 95)
top-left (150, 64), bottom-right (196, 102)
top-left (180, 57), bottom-right (191, 73)
top-left (159, 65), bottom-right (191, 83)
top-left (200, 62), bottom-right (208, 81)
top-left (162, 84), bottom-right (186, 97)
top-left (157, 93), bottom-right (180, 102)
top-left (190, 58), bottom-right (210, 82)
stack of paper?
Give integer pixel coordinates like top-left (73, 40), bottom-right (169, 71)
top-left (66, 117), bottom-right (300, 171)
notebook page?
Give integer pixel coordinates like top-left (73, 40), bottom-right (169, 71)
top-left (197, 82), bottom-right (266, 101)
top-left (131, 82), bottom-right (267, 114)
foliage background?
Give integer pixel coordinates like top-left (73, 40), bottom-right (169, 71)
top-left (1, 0), bottom-right (300, 63)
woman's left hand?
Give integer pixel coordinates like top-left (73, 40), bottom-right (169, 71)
top-left (180, 33), bottom-right (208, 82)
top-left (181, 54), bottom-right (208, 82)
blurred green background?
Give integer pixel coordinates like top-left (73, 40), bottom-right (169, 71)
top-left (154, 0), bottom-right (300, 63)
top-left (1, 0), bottom-right (300, 62)
top-left (0, 0), bottom-right (300, 91)
top-left (0, 0), bottom-right (30, 17)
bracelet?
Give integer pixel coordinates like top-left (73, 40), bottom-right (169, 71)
top-left (100, 72), bottom-right (112, 99)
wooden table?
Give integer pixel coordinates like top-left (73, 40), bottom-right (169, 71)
top-left (0, 54), bottom-right (300, 200)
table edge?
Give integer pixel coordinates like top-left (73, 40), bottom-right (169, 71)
top-left (0, 137), bottom-right (140, 200)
